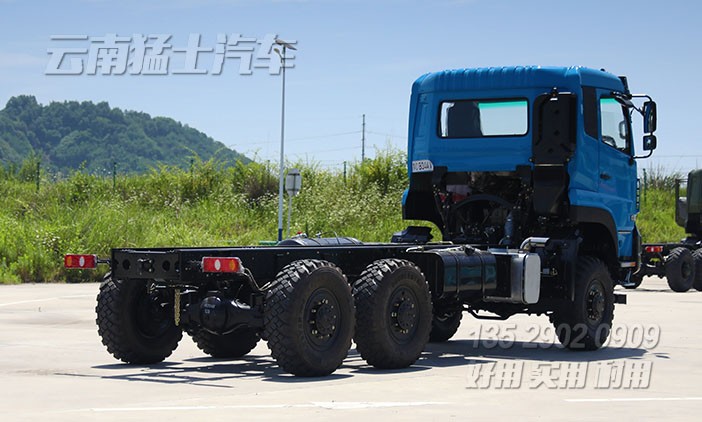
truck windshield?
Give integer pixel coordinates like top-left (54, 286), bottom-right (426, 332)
top-left (439, 99), bottom-right (528, 138)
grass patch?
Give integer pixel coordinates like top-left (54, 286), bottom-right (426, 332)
top-left (0, 152), bottom-right (689, 283)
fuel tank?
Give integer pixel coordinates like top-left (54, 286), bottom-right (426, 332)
top-left (413, 245), bottom-right (540, 304)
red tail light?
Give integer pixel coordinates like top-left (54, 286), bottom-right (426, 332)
top-left (201, 257), bottom-right (244, 274)
top-left (645, 245), bottom-right (664, 254)
top-left (64, 254), bottom-right (98, 269)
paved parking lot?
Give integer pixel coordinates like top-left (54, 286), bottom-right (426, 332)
top-left (1, 277), bottom-right (701, 421)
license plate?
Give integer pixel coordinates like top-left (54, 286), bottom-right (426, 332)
top-left (411, 160), bottom-right (434, 173)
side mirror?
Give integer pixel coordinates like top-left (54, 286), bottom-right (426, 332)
top-left (643, 101), bottom-right (657, 133)
top-left (643, 134), bottom-right (657, 151)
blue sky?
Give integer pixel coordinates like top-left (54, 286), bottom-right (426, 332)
top-left (0, 0), bottom-right (700, 174)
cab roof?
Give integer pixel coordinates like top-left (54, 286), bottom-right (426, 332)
top-left (412, 66), bottom-right (625, 94)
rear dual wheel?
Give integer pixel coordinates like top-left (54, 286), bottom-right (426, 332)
top-left (264, 260), bottom-right (354, 377)
top-left (263, 258), bottom-right (434, 375)
top-left (352, 259), bottom-right (432, 369)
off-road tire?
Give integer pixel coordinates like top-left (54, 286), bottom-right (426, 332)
top-left (264, 260), bottom-right (354, 377)
top-left (665, 247), bottom-right (694, 292)
top-left (188, 328), bottom-right (260, 359)
top-left (429, 309), bottom-right (462, 342)
top-left (96, 275), bottom-right (182, 364)
top-left (353, 259), bottom-right (432, 369)
top-left (552, 256), bottom-right (614, 351)
top-left (692, 248), bottom-right (702, 291)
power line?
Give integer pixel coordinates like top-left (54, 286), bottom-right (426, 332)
top-left (228, 128), bottom-right (404, 150)
top-left (227, 130), bottom-right (361, 149)
top-left (287, 130), bottom-right (361, 142)
top-left (291, 146), bottom-right (360, 155)
top-left (366, 130), bottom-right (407, 140)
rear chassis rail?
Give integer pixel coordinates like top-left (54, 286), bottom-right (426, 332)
top-left (112, 244), bottom-right (450, 286)
top-left (108, 239), bottom-right (584, 316)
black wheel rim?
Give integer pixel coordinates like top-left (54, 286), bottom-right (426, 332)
top-left (304, 288), bottom-right (341, 351)
top-left (133, 284), bottom-right (173, 339)
top-left (586, 281), bottom-right (606, 325)
top-left (388, 285), bottom-right (419, 343)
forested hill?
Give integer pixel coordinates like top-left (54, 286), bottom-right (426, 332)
top-left (0, 95), bottom-right (249, 173)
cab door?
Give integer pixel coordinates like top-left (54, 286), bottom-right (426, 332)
top-left (597, 93), bottom-right (637, 260)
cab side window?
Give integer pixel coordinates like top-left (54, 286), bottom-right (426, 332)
top-left (600, 97), bottom-right (630, 153)
top-left (439, 99), bottom-right (528, 138)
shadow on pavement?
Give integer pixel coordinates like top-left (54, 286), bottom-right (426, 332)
top-left (86, 353), bottom-right (354, 385)
top-left (425, 339), bottom-right (647, 362)
top-left (75, 338), bottom-right (651, 385)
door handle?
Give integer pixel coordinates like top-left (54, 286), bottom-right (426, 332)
top-left (600, 173), bottom-right (612, 181)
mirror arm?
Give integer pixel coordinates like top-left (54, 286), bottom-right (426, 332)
top-left (633, 150), bottom-right (654, 160)
top-left (631, 94), bottom-right (654, 117)
top-left (614, 93), bottom-right (654, 117)
top-left (631, 94), bottom-right (653, 102)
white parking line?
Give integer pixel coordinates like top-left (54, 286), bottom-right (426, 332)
top-left (74, 402), bottom-right (448, 413)
top-left (566, 397), bottom-right (702, 403)
top-left (0, 295), bottom-right (94, 308)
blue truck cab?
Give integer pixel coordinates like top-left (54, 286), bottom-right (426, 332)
top-left (403, 66), bottom-right (656, 284)
top-left (396, 66), bottom-right (657, 348)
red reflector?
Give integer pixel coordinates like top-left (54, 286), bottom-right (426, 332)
top-left (64, 254), bottom-right (98, 269)
top-left (645, 246), bottom-right (664, 254)
top-left (201, 257), bottom-right (243, 273)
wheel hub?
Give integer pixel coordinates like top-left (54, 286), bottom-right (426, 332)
top-left (305, 290), bottom-right (341, 348)
top-left (390, 287), bottom-right (419, 338)
top-left (312, 300), bottom-right (337, 337)
top-left (587, 283), bottom-right (605, 323)
top-left (395, 299), bottom-right (417, 331)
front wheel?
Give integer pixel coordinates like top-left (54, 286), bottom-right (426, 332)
top-left (353, 259), bottom-right (432, 369)
top-left (96, 276), bottom-right (182, 364)
top-left (552, 256), bottom-right (614, 351)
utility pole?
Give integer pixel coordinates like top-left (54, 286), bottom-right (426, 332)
top-left (274, 38), bottom-right (297, 242)
top-left (361, 114), bottom-right (366, 162)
